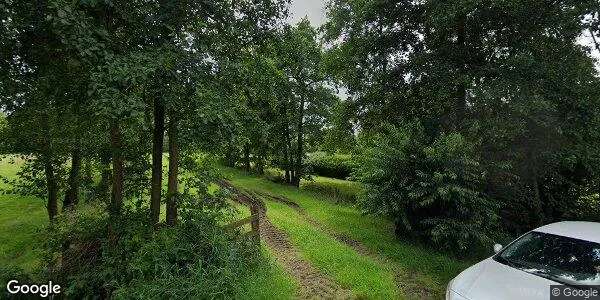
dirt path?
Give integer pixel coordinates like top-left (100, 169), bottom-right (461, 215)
top-left (218, 180), bottom-right (352, 300)
top-left (249, 190), bottom-right (438, 300)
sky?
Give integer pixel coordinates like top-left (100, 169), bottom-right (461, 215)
top-left (288, 0), bottom-right (327, 26)
top-left (287, 1), bottom-right (599, 69)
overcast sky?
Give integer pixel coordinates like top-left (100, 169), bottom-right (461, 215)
top-left (287, 1), bottom-right (598, 68)
top-left (288, 0), bottom-right (326, 26)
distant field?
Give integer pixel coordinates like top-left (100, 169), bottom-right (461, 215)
top-left (0, 156), bottom-right (47, 272)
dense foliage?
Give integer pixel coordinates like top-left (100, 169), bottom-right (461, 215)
top-left (325, 0), bottom-right (600, 249)
top-left (1, 0), bottom-right (599, 294)
top-left (0, 0), bottom-right (291, 296)
top-left (304, 152), bottom-right (354, 179)
top-left (45, 202), bottom-right (257, 298)
top-left (355, 124), bottom-right (500, 252)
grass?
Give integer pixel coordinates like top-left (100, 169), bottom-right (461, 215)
top-left (234, 247), bottom-right (298, 299)
top-left (301, 175), bottom-right (364, 204)
top-left (0, 155), bottom-right (298, 299)
top-left (223, 167), bottom-right (471, 296)
top-left (0, 156), bottom-right (47, 272)
top-left (265, 200), bottom-right (400, 299)
top-left (1, 155), bottom-right (471, 299)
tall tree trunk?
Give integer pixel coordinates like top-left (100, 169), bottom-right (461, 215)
top-left (98, 148), bottom-right (112, 202)
top-left (41, 112), bottom-right (58, 221)
top-left (527, 147), bottom-right (544, 226)
top-left (150, 98), bottom-right (165, 226)
top-left (256, 150), bottom-right (264, 175)
top-left (284, 123), bottom-right (292, 184)
top-left (284, 167), bottom-right (291, 184)
top-left (284, 141), bottom-right (292, 184)
top-left (166, 115), bottom-right (179, 226)
top-left (531, 169), bottom-right (544, 226)
top-left (83, 157), bottom-right (93, 185)
top-left (36, 0), bottom-right (57, 222)
top-left (44, 158), bottom-right (58, 222)
top-left (244, 143), bottom-right (251, 172)
top-left (590, 28), bottom-right (600, 53)
top-left (293, 96), bottom-right (306, 187)
top-left (63, 148), bottom-right (81, 210)
top-left (110, 122), bottom-right (124, 215)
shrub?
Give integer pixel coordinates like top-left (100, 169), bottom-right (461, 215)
top-left (264, 168), bottom-right (286, 184)
top-left (354, 123), bottom-right (500, 254)
top-left (566, 193), bottom-right (600, 222)
top-left (301, 178), bottom-right (363, 204)
top-left (44, 200), bottom-right (259, 299)
top-left (305, 152), bottom-right (355, 179)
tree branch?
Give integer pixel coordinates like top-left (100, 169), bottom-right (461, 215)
top-left (590, 28), bottom-right (600, 54)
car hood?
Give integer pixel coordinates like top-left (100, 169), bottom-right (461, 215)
top-left (449, 258), bottom-right (555, 300)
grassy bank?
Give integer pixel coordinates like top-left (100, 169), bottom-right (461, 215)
top-left (223, 167), bottom-right (471, 296)
top-left (265, 200), bottom-right (400, 299)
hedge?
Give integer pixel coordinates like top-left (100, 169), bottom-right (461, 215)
top-left (305, 152), bottom-right (355, 180)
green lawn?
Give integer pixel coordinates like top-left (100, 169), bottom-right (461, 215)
top-left (223, 167), bottom-right (471, 297)
top-left (0, 156), bottom-right (47, 272)
top-left (300, 175), bottom-right (364, 204)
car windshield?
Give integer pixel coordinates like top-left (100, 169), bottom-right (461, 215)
top-left (495, 231), bottom-right (600, 285)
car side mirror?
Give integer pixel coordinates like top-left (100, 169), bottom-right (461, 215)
top-left (493, 244), bottom-right (503, 253)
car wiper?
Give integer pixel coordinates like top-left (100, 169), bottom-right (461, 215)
top-left (495, 258), bottom-right (565, 283)
top-left (495, 256), bottom-right (527, 270)
top-left (527, 269), bottom-right (586, 289)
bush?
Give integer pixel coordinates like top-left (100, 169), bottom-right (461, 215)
top-left (44, 200), bottom-right (259, 299)
top-left (305, 152), bottom-right (355, 179)
top-left (264, 168), bottom-right (286, 184)
top-left (354, 123), bottom-right (500, 254)
top-left (566, 193), bottom-right (600, 222)
top-left (301, 178), bottom-right (363, 204)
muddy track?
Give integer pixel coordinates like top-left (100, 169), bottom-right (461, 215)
top-left (218, 180), bottom-right (352, 300)
top-left (249, 190), bottom-right (438, 300)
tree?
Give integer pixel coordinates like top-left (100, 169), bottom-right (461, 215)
top-left (325, 0), bottom-right (600, 236)
top-left (585, 10), bottom-right (600, 52)
top-left (275, 19), bottom-right (334, 186)
top-left (0, 0), bottom-right (81, 221)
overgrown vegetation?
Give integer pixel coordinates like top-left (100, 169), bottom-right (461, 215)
top-left (0, 157), bottom-right (297, 299)
top-left (45, 203), bottom-right (258, 298)
top-left (304, 152), bottom-right (355, 180)
top-left (0, 0), bottom-right (599, 298)
top-left (301, 176), bottom-right (362, 204)
top-left (325, 0), bottom-right (600, 251)
top-left (354, 124), bottom-right (500, 253)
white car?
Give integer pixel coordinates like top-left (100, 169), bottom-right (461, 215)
top-left (446, 221), bottom-right (600, 300)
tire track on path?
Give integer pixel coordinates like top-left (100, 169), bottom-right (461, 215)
top-left (248, 189), bottom-right (439, 300)
top-left (218, 180), bottom-right (353, 300)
